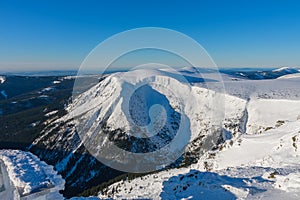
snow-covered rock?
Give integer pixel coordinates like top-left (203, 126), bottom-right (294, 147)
top-left (0, 76), bottom-right (5, 84)
top-left (0, 150), bottom-right (65, 199)
top-left (45, 110), bottom-right (59, 117)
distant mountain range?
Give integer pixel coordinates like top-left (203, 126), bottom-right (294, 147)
top-left (220, 67), bottom-right (300, 80)
top-left (1, 66), bottom-right (299, 78)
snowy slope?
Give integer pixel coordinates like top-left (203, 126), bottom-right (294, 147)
top-left (246, 99), bottom-right (300, 134)
top-left (99, 105), bottom-right (300, 200)
top-left (0, 150), bottom-right (64, 199)
top-left (277, 73), bottom-right (300, 79)
top-left (214, 120), bottom-right (300, 170)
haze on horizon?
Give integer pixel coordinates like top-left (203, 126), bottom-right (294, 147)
top-left (0, 0), bottom-right (300, 72)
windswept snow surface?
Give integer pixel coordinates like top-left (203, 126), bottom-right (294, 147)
top-left (246, 99), bottom-right (300, 134)
top-left (0, 150), bottom-right (64, 199)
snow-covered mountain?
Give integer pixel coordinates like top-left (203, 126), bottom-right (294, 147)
top-left (272, 66), bottom-right (300, 73)
top-left (95, 71), bottom-right (300, 199)
top-left (2, 67), bottom-right (300, 199)
top-left (28, 68), bottom-right (229, 196)
top-left (69, 69), bottom-right (226, 170)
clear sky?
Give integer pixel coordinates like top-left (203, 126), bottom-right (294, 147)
top-left (0, 0), bottom-right (300, 71)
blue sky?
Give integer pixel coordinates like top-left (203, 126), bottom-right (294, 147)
top-left (0, 0), bottom-right (300, 71)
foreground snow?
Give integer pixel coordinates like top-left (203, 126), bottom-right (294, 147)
top-left (0, 150), bottom-right (64, 199)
